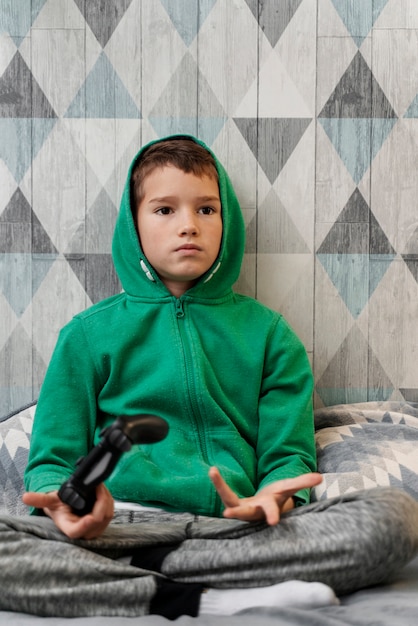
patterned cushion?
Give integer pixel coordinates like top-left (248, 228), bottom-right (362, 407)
top-left (312, 401), bottom-right (418, 502)
top-left (0, 403), bottom-right (35, 516)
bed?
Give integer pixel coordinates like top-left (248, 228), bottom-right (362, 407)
top-left (1, 400), bottom-right (418, 625)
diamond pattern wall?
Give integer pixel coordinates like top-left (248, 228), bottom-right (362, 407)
top-left (1, 0), bottom-right (418, 416)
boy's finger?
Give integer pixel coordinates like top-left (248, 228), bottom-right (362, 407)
top-left (262, 500), bottom-right (281, 526)
top-left (286, 472), bottom-right (322, 490)
top-left (92, 484), bottom-right (114, 520)
top-left (271, 473), bottom-right (323, 500)
top-left (209, 467), bottom-right (240, 508)
top-left (22, 491), bottom-right (59, 508)
top-left (264, 473), bottom-right (322, 497)
top-left (223, 505), bottom-right (258, 522)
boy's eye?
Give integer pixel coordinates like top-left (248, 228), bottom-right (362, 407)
top-left (156, 207), bottom-right (172, 215)
top-left (199, 206), bottom-right (215, 215)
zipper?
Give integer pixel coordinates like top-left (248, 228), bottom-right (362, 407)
top-left (174, 298), bottom-right (214, 509)
top-left (175, 298), bottom-right (185, 318)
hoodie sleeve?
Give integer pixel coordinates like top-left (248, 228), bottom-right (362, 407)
top-left (24, 317), bottom-right (102, 498)
top-left (255, 316), bottom-right (316, 505)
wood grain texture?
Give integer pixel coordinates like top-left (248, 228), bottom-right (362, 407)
top-left (1, 0), bottom-right (418, 415)
top-left (200, 1), bottom-right (259, 296)
top-left (30, 29), bottom-right (84, 118)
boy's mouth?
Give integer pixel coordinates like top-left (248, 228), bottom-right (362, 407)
top-left (176, 244), bottom-right (202, 251)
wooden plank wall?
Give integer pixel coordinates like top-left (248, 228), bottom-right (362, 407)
top-left (0, 0), bottom-right (418, 416)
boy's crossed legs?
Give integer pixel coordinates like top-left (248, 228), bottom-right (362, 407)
top-left (0, 487), bottom-right (417, 618)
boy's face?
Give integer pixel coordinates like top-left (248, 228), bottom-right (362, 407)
top-left (136, 165), bottom-right (222, 297)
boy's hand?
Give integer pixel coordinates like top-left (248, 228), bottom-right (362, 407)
top-left (209, 467), bottom-right (322, 526)
top-left (22, 483), bottom-right (114, 540)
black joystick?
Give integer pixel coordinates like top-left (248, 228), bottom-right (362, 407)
top-left (58, 414), bottom-right (168, 516)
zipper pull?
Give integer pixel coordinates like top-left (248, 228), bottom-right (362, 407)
top-left (175, 299), bottom-right (185, 318)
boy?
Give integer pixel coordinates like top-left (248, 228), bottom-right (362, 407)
top-left (1, 136), bottom-right (417, 619)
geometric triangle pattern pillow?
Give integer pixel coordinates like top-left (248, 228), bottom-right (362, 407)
top-left (0, 403), bottom-right (35, 516)
top-left (312, 402), bottom-right (418, 502)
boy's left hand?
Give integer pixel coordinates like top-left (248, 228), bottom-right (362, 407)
top-left (209, 467), bottom-right (322, 526)
top-left (22, 483), bottom-right (114, 539)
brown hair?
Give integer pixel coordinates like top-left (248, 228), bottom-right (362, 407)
top-left (131, 137), bottom-right (219, 207)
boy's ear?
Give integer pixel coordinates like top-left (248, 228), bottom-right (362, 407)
top-left (132, 203), bottom-right (140, 233)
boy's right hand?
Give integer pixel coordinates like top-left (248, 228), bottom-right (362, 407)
top-left (209, 467), bottom-right (322, 525)
top-left (22, 482), bottom-right (114, 540)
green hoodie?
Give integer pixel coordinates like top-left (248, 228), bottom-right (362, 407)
top-left (25, 135), bottom-right (316, 516)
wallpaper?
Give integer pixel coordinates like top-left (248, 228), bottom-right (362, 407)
top-left (1, 0), bottom-right (418, 416)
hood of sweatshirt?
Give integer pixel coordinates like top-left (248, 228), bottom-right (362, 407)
top-left (112, 135), bottom-right (246, 300)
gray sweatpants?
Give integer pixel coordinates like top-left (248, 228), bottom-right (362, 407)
top-left (0, 487), bottom-right (417, 617)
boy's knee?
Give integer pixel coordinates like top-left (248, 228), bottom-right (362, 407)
top-left (357, 488), bottom-right (418, 566)
top-left (370, 487), bottom-right (418, 536)
top-left (319, 487), bottom-right (418, 563)
top-left (323, 488), bottom-right (418, 593)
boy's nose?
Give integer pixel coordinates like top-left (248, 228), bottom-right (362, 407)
top-left (179, 210), bottom-right (199, 235)
top-left (180, 223), bottom-right (198, 235)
